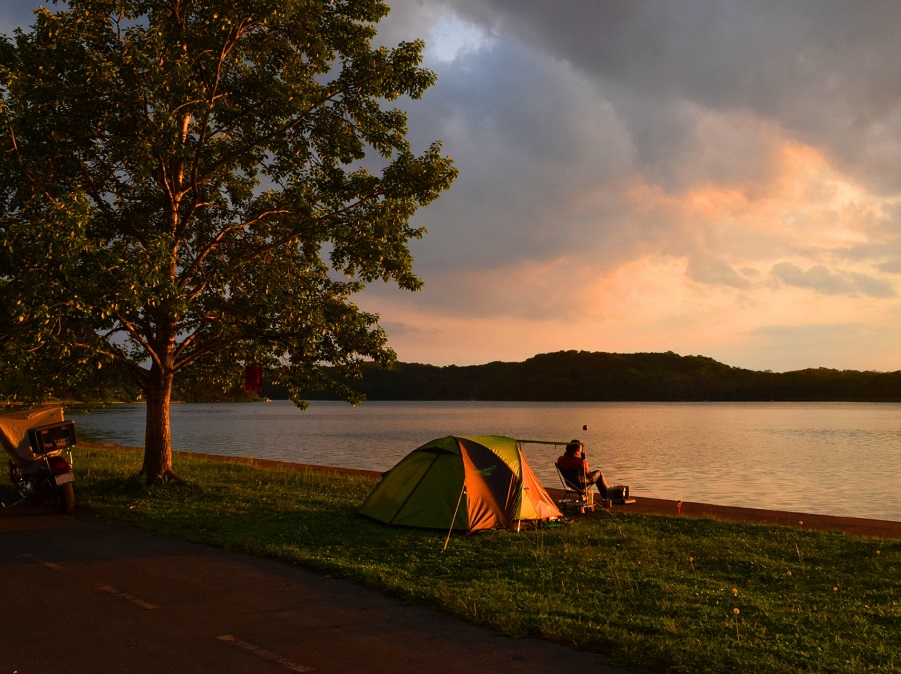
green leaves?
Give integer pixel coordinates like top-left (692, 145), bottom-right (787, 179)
top-left (0, 0), bottom-right (456, 413)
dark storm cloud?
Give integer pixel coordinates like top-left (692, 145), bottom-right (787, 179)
top-left (448, 0), bottom-right (901, 194)
top-left (395, 0), bottom-right (888, 289)
top-left (403, 36), bottom-right (639, 271)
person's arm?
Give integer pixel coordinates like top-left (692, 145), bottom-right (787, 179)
top-left (579, 453), bottom-right (590, 473)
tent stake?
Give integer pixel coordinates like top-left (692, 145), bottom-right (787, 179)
top-left (443, 485), bottom-right (466, 552)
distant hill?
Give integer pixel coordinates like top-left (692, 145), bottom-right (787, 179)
top-left (283, 350), bottom-right (901, 402)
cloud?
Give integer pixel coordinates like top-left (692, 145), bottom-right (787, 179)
top-left (4, 0), bottom-right (901, 372)
top-left (447, 0), bottom-right (901, 194)
top-left (838, 199), bottom-right (901, 274)
top-left (848, 272), bottom-right (898, 298)
top-left (878, 257), bottom-right (901, 274)
top-left (687, 256), bottom-right (750, 289)
top-left (398, 2), bottom-right (901, 278)
top-left (379, 321), bottom-right (423, 338)
top-left (403, 36), bottom-right (638, 271)
top-left (771, 262), bottom-right (896, 298)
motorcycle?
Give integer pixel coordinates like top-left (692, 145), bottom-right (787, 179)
top-left (1, 406), bottom-right (76, 514)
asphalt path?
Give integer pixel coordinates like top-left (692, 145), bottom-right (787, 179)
top-left (6, 454), bottom-right (895, 674)
top-left (0, 503), bottom-right (633, 674)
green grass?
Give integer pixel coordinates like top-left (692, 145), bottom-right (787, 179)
top-left (75, 446), bottom-right (899, 674)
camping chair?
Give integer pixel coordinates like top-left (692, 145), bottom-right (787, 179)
top-left (554, 462), bottom-right (595, 513)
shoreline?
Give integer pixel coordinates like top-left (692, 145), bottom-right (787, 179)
top-left (81, 442), bottom-right (901, 539)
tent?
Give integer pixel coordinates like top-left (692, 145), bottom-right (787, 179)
top-left (357, 435), bottom-right (563, 534)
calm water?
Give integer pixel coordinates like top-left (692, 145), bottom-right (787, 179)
top-left (69, 401), bottom-right (901, 522)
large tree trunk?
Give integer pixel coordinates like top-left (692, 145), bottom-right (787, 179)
top-left (141, 359), bottom-right (176, 482)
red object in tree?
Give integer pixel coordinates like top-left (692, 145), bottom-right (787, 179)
top-left (244, 364), bottom-right (263, 393)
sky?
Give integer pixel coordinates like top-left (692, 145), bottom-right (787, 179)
top-left (4, 1), bottom-right (901, 373)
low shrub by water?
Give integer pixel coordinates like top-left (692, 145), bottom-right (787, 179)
top-left (76, 446), bottom-right (899, 674)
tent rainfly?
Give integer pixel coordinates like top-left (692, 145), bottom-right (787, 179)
top-left (357, 435), bottom-right (563, 534)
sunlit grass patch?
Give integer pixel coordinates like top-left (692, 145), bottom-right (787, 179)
top-left (75, 445), bottom-right (900, 674)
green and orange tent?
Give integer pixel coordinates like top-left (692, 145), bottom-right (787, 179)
top-left (357, 435), bottom-right (562, 534)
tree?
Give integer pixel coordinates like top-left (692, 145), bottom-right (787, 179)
top-left (0, 0), bottom-right (456, 481)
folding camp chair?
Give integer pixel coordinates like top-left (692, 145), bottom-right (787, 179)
top-left (554, 462), bottom-right (595, 513)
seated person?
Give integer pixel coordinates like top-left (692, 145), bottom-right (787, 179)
top-left (557, 439), bottom-right (610, 498)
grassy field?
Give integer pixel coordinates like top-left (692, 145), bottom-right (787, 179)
top-left (74, 445), bottom-right (899, 674)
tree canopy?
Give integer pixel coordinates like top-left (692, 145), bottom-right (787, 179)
top-left (301, 351), bottom-right (901, 403)
top-left (0, 0), bottom-right (457, 479)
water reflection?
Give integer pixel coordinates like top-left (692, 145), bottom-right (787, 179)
top-left (69, 400), bottom-right (901, 522)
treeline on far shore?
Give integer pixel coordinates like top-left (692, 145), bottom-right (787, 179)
top-left (283, 350), bottom-right (901, 403)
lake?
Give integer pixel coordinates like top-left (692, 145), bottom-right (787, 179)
top-left (69, 400), bottom-right (901, 522)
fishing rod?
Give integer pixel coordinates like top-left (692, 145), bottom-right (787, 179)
top-left (517, 436), bottom-right (665, 500)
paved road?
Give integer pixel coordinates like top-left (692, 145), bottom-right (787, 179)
top-left (0, 504), bottom-right (633, 674)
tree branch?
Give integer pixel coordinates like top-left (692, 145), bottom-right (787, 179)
top-left (179, 207), bottom-right (290, 297)
top-left (6, 126), bottom-right (55, 202)
top-left (74, 152), bottom-right (149, 247)
top-left (113, 312), bottom-right (162, 371)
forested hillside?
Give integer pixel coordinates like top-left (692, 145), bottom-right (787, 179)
top-left (285, 350), bottom-right (901, 402)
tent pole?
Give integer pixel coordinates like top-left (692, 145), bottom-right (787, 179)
top-left (516, 439), bottom-right (570, 446)
top-left (443, 485), bottom-right (467, 552)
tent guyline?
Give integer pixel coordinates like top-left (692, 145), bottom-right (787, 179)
top-left (444, 485), bottom-right (467, 551)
